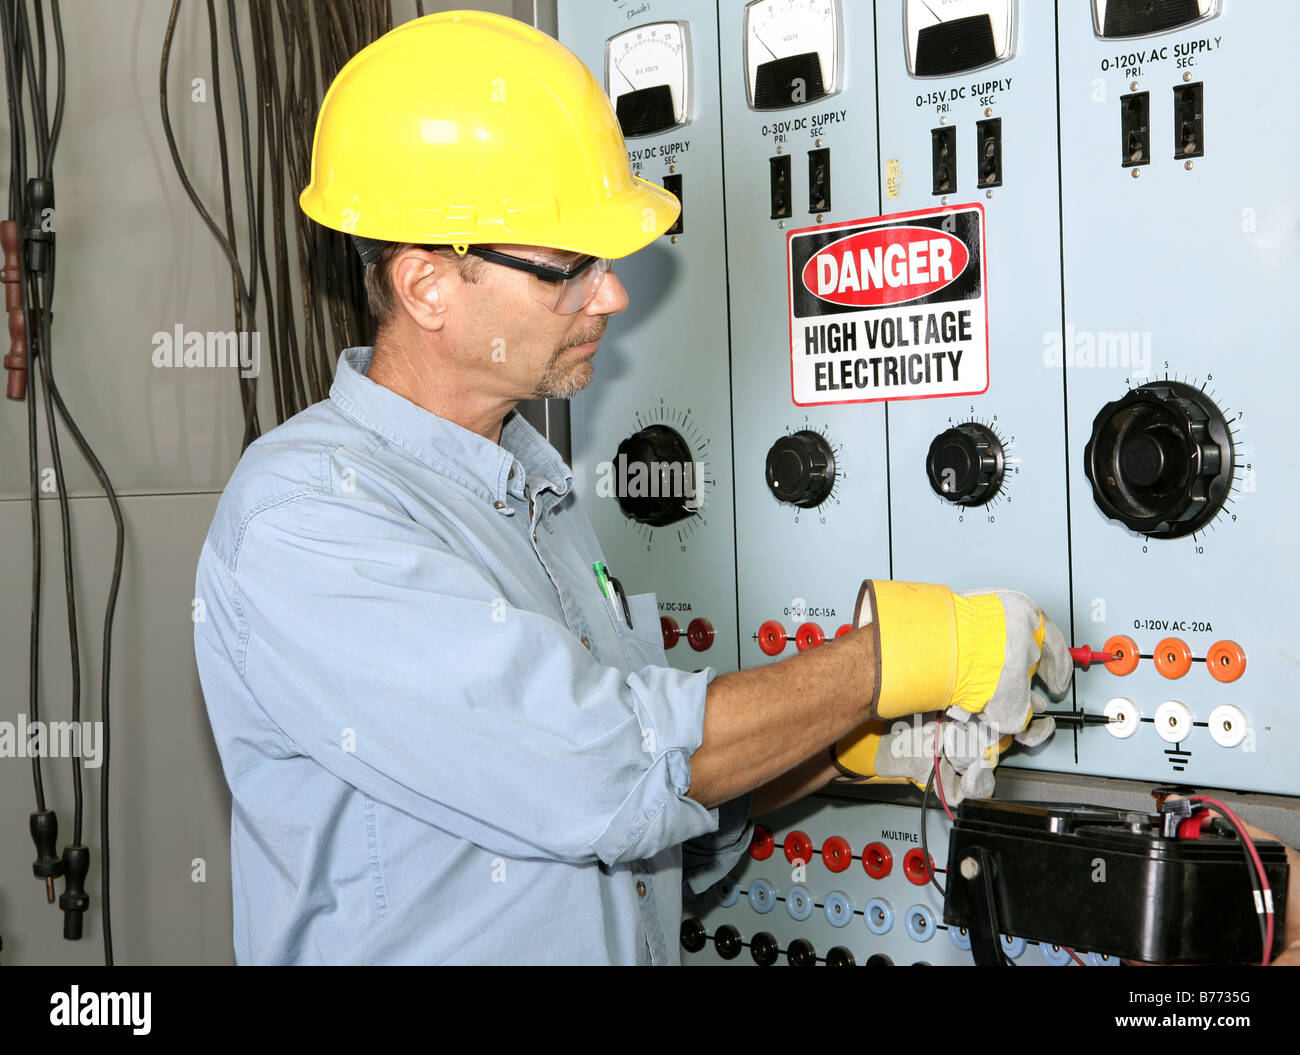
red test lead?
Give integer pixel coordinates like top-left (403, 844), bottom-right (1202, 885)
top-left (1069, 646), bottom-right (1118, 669)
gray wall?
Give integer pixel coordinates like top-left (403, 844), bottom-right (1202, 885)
top-left (0, 0), bottom-right (511, 966)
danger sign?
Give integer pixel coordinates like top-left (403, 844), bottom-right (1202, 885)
top-left (786, 204), bottom-right (988, 406)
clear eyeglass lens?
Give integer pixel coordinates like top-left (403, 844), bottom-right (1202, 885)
top-left (527, 257), bottom-right (612, 314)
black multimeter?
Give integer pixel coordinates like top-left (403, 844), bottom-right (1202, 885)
top-left (943, 798), bottom-right (1290, 965)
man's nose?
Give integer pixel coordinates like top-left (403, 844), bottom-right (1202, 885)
top-left (587, 269), bottom-right (629, 317)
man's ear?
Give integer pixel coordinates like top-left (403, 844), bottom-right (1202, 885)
top-left (390, 248), bottom-right (448, 332)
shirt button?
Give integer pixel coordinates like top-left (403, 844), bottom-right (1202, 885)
top-left (636, 881), bottom-right (647, 898)
top-left (581, 636), bottom-right (590, 649)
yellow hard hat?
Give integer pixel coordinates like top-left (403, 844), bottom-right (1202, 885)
top-left (298, 10), bottom-right (679, 259)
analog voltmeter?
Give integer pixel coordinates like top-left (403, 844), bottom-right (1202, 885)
top-left (743, 0), bottom-right (843, 111)
top-left (905, 1), bottom-right (1017, 78)
top-left (614, 425), bottom-right (700, 527)
top-left (606, 22), bottom-right (692, 138)
top-left (1091, 0), bottom-right (1221, 39)
top-left (1084, 381), bottom-right (1234, 539)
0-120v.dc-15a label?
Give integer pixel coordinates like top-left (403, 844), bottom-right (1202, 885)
top-left (786, 204), bottom-right (989, 406)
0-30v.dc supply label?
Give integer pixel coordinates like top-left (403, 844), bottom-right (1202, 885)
top-left (786, 204), bottom-right (989, 406)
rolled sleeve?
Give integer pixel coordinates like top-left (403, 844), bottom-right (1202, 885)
top-left (217, 492), bottom-right (721, 866)
top-left (589, 665), bottom-right (722, 864)
top-left (681, 792), bottom-right (755, 896)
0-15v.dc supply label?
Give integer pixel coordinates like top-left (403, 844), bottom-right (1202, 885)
top-left (786, 204), bottom-right (989, 406)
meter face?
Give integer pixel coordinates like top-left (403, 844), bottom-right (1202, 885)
top-left (743, 0), bottom-right (843, 111)
top-left (606, 21), bottom-right (692, 138)
top-left (1091, 0), bottom-right (1221, 39)
top-left (903, 0), bottom-right (1016, 78)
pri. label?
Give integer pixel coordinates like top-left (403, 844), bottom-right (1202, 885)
top-left (786, 204), bottom-right (989, 406)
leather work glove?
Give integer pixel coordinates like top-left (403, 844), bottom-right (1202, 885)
top-left (832, 581), bottom-right (1071, 797)
top-left (828, 715), bottom-right (1000, 804)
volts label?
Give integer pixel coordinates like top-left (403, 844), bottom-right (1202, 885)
top-left (786, 205), bottom-right (989, 406)
top-left (627, 141), bottom-right (690, 164)
top-left (1132, 619), bottom-right (1214, 632)
top-left (1098, 36), bottom-right (1220, 71)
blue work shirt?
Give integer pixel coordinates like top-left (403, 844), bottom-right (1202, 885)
top-left (193, 347), bottom-right (752, 964)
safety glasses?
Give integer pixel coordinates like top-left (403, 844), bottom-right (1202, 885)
top-left (460, 245), bottom-right (614, 314)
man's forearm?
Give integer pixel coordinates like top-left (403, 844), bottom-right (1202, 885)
top-left (748, 751), bottom-right (841, 818)
top-left (686, 628), bottom-right (877, 810)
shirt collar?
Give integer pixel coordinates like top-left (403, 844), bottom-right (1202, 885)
top-left (328, 346), bottom-right (574, 506)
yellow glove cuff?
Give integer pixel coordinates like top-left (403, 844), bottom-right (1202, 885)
top-left (858, 581), bottom-right (1006, 718)
top-left (949, 591), bottom-right (1006, 713)
top-left (859, 581), bottom-right (956, 718)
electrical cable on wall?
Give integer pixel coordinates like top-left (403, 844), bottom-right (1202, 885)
top-left (2, 0), bottom-right (123, 965)
top-left (160, 0), bottom-right (395, 447)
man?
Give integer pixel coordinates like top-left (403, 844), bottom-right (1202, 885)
top-left (193, 11), bottom-right (1069, 965)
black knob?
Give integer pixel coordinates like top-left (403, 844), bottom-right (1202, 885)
top-left (926, 423), bottom-right (1005, 505)
top-left (787, 938), bottom-right (817, 967)
top-left (826, 945), bottom-right (856, 967)
top-left (1084, 381), bottom-right (1234, 539)
top-left (680, 917), bottom-right (707, 954)
top-left (750, 931), bottom-right (780, 966)
top-left (614, 425), bottom-right (699, 527)
top-left (866, 953), bottom-right (895, 966)
top-left (714, 923), bottom-right (743, 960)
top-left (765, 430), bottom-right (836, 508)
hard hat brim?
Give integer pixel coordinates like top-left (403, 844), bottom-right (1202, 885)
top-left (299, 174), bottom-right (680, 261)
top-left (559, 175), bottom-right (682, 259)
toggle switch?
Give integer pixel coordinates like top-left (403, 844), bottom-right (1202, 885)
top-left (807, 147), bottom-right (831, 212)
top-left (976, 117), bottom-right (1002, 188)
top-left (663, 173), bottom-right (683, 234)
top-left (770, 155), bottom-right (792, 218)
top-left (1173, 82), bottom-right (1204, 159)
top-left (931, 126), bottom-right (957, 194)
top-left (1120, 91), bottom-right (1150, 167)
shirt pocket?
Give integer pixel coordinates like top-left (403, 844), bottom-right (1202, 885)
top-left (604, 590), bottom-right (669, 672)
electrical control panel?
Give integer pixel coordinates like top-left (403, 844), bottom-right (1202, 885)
top-left (681, 790), bottom-right (1121, 966)
top-left (557, 0), bottom-right (1300, 805)
top-left (560, 1), bottom-right (740, 672)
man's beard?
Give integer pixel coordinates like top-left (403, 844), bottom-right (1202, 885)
top-left (531, 323), bottom-right (605, 399)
